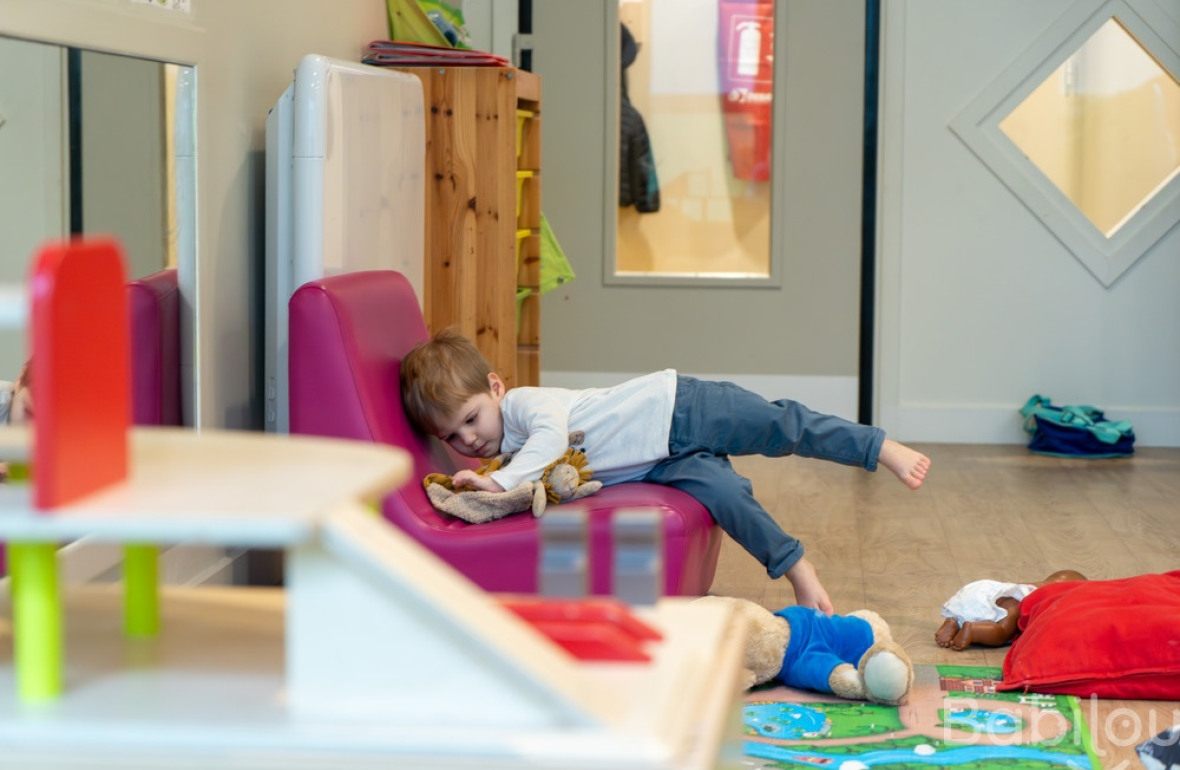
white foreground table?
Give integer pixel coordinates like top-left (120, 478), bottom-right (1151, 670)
top-left (0, 427), bottom-right (746, 769)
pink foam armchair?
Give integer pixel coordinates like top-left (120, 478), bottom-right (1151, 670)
top-left (127, 268), bottom-right (182, 427)
top-left (288, 270), bottom-right (720, 595)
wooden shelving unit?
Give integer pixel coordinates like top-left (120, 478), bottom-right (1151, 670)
top-left (514, 81), bottom-right (542, 387)
top-left (398, 66), bottom-right (541, 388)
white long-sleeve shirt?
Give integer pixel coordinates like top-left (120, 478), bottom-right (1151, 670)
top-left (488, 369), bottom-right (677, 491)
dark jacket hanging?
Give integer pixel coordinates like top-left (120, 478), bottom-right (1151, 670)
top-left (619, 23), bottom-right (660, 213)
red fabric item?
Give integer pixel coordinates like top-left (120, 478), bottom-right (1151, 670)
top-left (999, 571), bottom-right (1180, 699)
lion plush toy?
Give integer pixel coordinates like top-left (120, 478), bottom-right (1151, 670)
top-left (697, 595), bottom-right (913, 704)
top-left (531, 446), bottom-right (602, 515)
top-left (424, 433), bottom-right (602, 524)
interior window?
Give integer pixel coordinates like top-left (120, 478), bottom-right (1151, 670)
top-left (999, 17), bottom-right (1180, 238)
top-left (615, 0), bottom-right (774, 279)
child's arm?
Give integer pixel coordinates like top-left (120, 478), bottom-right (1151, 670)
top-left (488, 391), bottom-right (571, 490)
top-left (452, 469), bottom-right (504, 492)
top-left (785, 557), bottom-right (834, 615)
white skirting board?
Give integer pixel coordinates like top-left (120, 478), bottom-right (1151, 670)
top-left (881, 402), bottom-right (1180, 446)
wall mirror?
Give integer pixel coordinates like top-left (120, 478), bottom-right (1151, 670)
top-left (0, 34), bottom-right (195, 382)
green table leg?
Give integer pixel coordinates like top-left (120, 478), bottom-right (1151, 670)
top-left (8, 542), bottom-right (62, 702)
top-left (123, 544), bottom-right (159, 637)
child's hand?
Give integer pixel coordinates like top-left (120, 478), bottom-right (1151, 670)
top-left (785, 557), bottom-right (835, 615)
top-left (451, 469), bottom-right (505, 493)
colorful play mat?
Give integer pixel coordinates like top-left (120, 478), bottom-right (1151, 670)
top-left (743, 665), bottom-right (1099, 770)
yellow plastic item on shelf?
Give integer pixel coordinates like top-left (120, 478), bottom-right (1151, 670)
top-left (515, 109), bottom-right (535, 160)
top-left (515, 228), bottom-right (533, 270)
top-left (515, 169), bottom-right (535, 222)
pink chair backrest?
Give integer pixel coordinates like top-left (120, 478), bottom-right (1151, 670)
top-left (288, 270), bottom-right (462, 487)
top-left (127, 268), bottom-right (181, 427)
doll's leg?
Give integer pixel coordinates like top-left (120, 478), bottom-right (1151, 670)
top-left (950, 597), bottom-right (1021, 649)
top-left (950, 614), bottom-right (1020, 650)
top-left (935, 618), bottom-right (961, 647)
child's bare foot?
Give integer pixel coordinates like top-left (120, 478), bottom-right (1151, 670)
top-left (935, 618), bottom-right (960, 648)
top-left (785, 557), bottom-right (834, 615)
top-left (878, 439), bottom-right (930, 490)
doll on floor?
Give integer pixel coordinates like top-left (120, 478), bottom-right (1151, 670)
top-left (935, 569), bottom-right (1086, 650)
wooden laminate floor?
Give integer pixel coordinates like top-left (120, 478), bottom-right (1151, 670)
top-left (709, 443), bottom-right (1180, 770)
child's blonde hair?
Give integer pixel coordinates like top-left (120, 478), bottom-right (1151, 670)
top-left (400, 328), bottom-right (493, 435)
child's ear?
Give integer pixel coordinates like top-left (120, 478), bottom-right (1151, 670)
top-left (488, 372), bottom-right (505, 398)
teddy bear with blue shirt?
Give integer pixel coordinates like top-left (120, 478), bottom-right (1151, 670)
top-left (698, 595), bottom-right (913, 704)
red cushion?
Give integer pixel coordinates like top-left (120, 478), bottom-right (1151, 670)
top-left (999, 571), bottom-right (1180, 699)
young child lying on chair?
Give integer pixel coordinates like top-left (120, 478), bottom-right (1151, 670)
top-left (400, 329), bottom-right (932, 613)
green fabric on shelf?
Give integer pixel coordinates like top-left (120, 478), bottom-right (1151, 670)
top-left (539, 214), bottom-right (575, 294)
top-left (386, 0), bottom-right (451, 46)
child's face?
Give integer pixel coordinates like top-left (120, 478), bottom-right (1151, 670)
top-left (436, 373), bottom-right (506, 458)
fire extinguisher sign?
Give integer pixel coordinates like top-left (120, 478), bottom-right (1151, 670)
top-left (727, 15), bottom-right (774, 84)
top-left (719, 0), bottom-right (775, 181)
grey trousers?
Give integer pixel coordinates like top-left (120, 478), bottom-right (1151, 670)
top-left (643, 376), bottom-right (885, 578)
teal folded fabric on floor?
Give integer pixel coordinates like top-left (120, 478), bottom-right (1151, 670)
top-left (1019, 394), bottom-right (1134, 457)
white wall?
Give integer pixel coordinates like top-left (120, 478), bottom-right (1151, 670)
top-left (876, 0), bottom-right (1180, 446)
top-left (0, 0), bottom-right (388, 428)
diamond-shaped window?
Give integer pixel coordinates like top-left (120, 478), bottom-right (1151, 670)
top-left (950, 1), bottom-right (1180, 286)
top-left (999, 18), bottom-right (1180, 238)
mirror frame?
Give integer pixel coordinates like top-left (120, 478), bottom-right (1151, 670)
top-left (0, 5), bottom-right (201, 424)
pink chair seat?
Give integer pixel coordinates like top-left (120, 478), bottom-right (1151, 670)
top-left (289, 270), bottom-right (720, 595)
